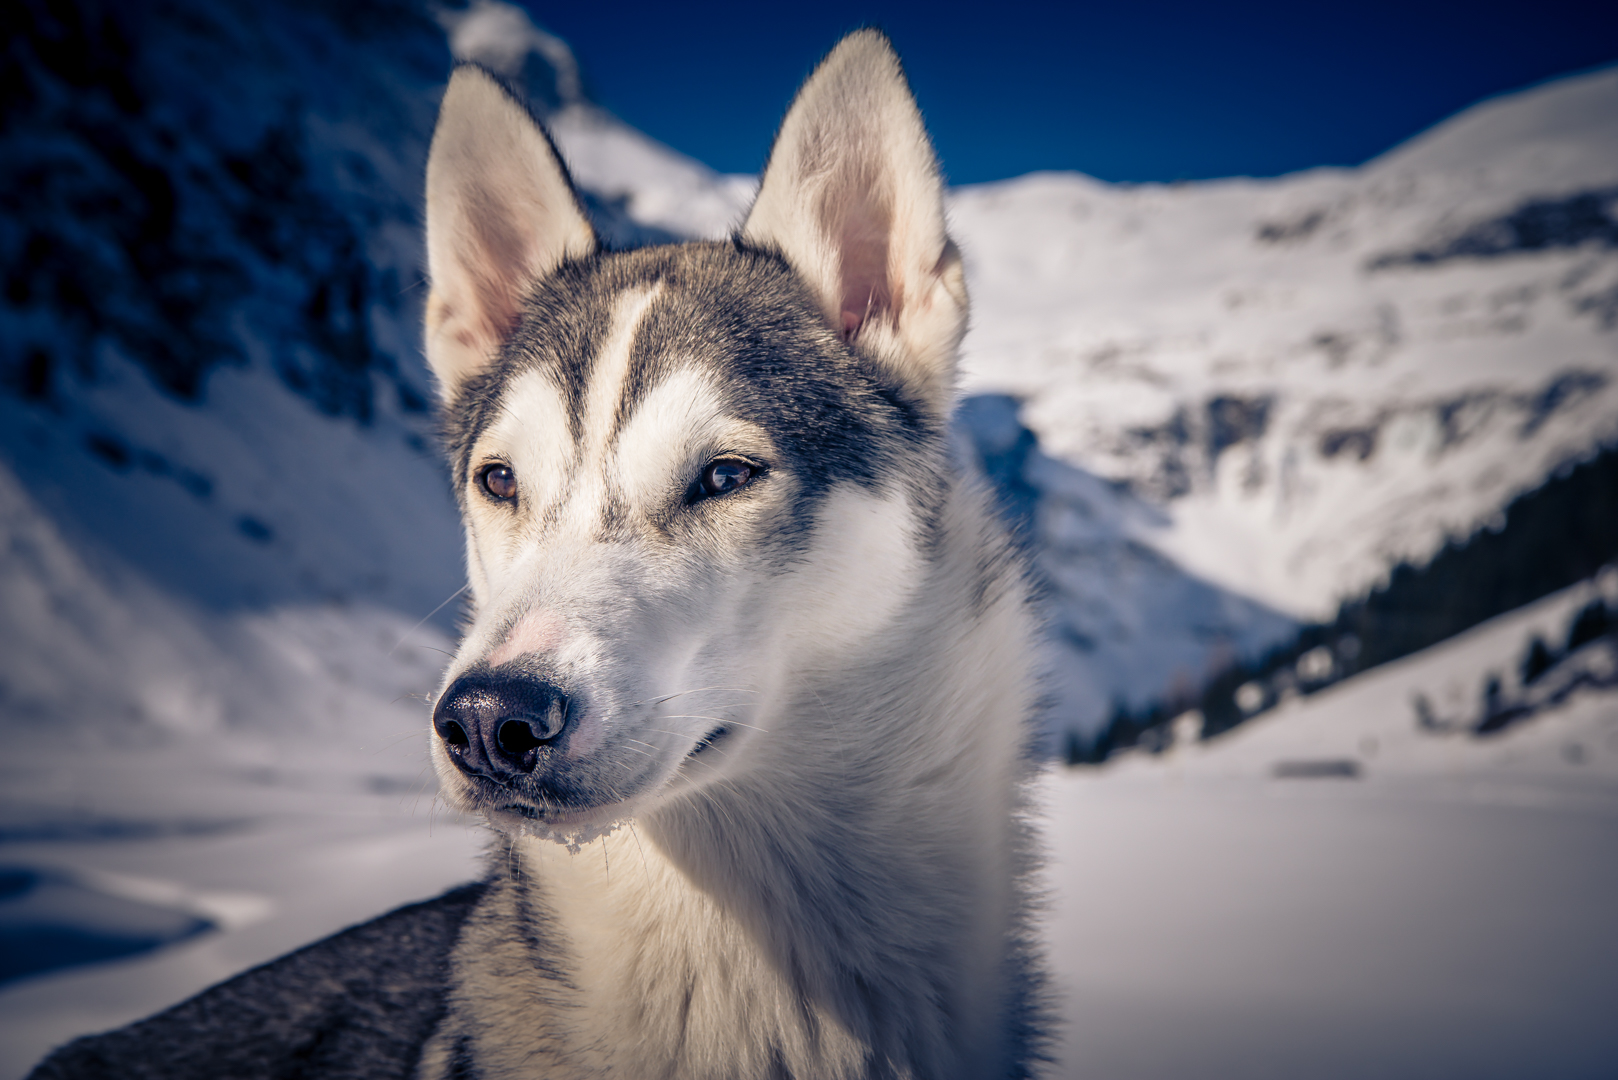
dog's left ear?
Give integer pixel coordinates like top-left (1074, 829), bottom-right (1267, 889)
top-left (424, 65), bottom-right (597, 400)
top-left (743, 30), bottom-right (966, 417)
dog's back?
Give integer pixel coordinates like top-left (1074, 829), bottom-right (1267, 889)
top-left (29, 885), bottom-right (486, 1079)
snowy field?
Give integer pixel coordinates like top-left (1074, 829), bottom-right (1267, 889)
top-left (1045, 580), bottom-right (1618, 1079)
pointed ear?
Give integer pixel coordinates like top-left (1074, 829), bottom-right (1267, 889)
top-left (742, 30), bottom-right (966, 416)
top-left (424, 65), bottom-right (596, 399)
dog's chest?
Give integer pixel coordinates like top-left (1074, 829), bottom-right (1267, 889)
top-left (417, 837), bottom-right (877, 1080)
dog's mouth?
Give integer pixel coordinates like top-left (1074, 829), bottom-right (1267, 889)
top-left (481, 791), bottom-right (637, 845)
top-left (687, 725), bottom-right (729, 757)
top-left (445, 722), bottom-right (736, 838)
top-left (452, 768), bottom-right (612, 822)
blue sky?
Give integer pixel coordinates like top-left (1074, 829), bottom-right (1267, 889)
top-left (520, 0), bottom-right (1617, 184)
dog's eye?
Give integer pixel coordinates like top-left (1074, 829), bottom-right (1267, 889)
top-left (698, 458), bottom-right (755, 499)
top-left (480, 464), bottom-right (517, 500)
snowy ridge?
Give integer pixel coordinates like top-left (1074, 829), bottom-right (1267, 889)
top-left (950, 64), bottom-right (1618, 621)
top-left (957, 395), bottom-right (1296, 739)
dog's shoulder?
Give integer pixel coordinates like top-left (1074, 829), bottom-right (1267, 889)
top-left (27, 881), bottom-right (488, 1080)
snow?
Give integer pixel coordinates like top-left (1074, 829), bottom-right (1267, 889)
top-left (0, 456), bottom-right (484, 1076)
top-left (2, 2), bottom-right (1616, 1075)
top-left (546, 107), bottom-right (758, 243)
top-left (0, 354), bottom-right (465, 620)
top-left (1042, 580), bottom-right (1618, 1079)
top-left (1044, 769), bottom-right (1618, 1079)
top-left (956, 395), bottom-right (1297, 737)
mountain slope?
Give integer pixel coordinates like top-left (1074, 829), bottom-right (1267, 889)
top-left (950, 65), bottom-right (1618, 622)
top-left (1, 0), bottom-right (465, 620)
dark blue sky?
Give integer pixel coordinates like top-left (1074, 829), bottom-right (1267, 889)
top-left (521, 0), bottom-right (1617, 184)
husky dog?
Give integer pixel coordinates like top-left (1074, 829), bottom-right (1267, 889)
top-left (29, 29), bottom-right (1044, 1080)
top-left (412, 30), bottom-right (1046, 1078)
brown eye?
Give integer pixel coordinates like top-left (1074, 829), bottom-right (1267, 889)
top-left (480, 464), bottom-right (517, 500)
top-left (699, 458), bottom-right (755, 499)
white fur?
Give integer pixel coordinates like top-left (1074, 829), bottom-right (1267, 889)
top-left (422, 471), bottom-right (1042, 1079)
top-left (781, 485), bottom-right (922, 660)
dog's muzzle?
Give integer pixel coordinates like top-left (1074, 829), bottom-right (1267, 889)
top-left (434, 672), bottom-right (570, 782)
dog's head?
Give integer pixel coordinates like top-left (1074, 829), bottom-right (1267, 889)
top-left (421, 31), bottom-right (966, 842)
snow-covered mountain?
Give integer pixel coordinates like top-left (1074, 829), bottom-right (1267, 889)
top-left (950, 66), bottom-right (1618, 626)
top-left (11, 0), bottom-right (1611, 746)
top-left (1, 0), bottom-right (465, 625)
top-left (1, 6), bottom-right (488, 1059)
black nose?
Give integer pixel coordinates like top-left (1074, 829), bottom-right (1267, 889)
top-left (433, 673), bottom-right (570, 781)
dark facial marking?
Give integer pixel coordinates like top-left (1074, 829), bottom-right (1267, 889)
top-left (443, 243), bottom-right (947, 551)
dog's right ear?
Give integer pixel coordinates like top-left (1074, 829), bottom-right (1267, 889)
top-left (424, 65), bottom-right (596, 399)
top-left (742, 30), bottom-right (966, 418)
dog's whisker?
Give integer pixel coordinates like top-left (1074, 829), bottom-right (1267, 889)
top-left (661, 714), bottom-right (770, 733)
top-left (635, 686), bottom-right (759, 706)
top-left (414, 644), bottom-right (457, 658)
top-left (387, 584), bottom-right (470, 659)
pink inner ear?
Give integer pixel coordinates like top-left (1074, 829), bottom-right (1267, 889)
top-left (466, 196), bottom-right (538, 347)
top-left (829, 187), bottom-right (893, 343)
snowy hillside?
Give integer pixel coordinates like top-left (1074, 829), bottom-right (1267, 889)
top-left (0, 0), bottom-right (466, 622)
top-left (13, 0), bottom-right (1607, 742)
top-left (956, 395), bottom-right (1296, 739)
top-left (0, 5), bottom-right (494, 1068)
top-left (950, 65), bottom-right (1618, 623)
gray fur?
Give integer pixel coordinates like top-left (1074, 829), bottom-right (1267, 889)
top-left (28, 884), bottom-right (487, 1079)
